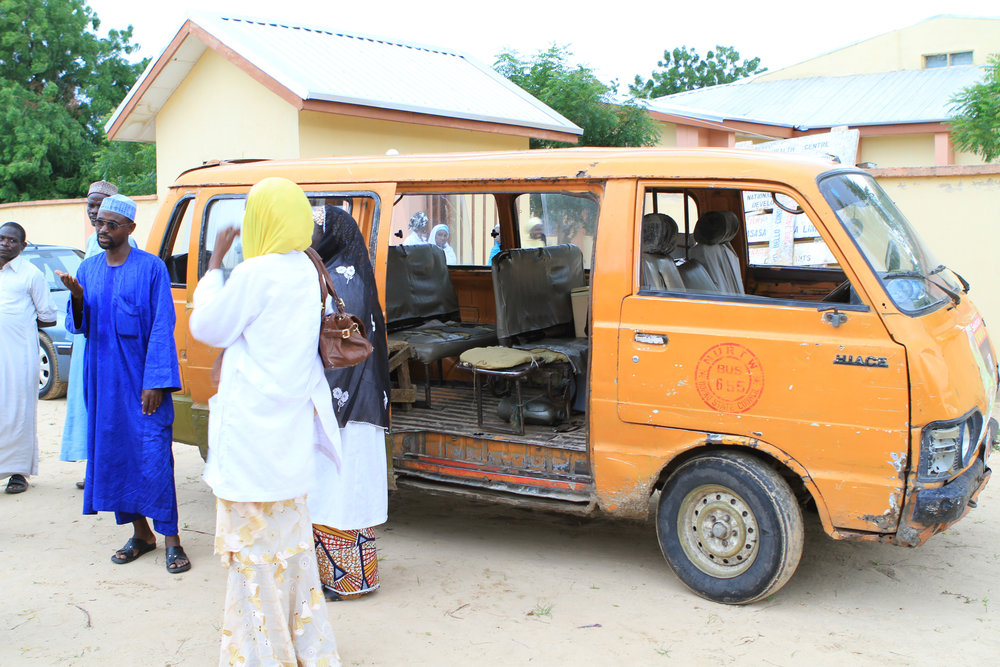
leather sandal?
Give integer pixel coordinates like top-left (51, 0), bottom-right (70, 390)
top-left (5, 474), bottom-right (28, 494)
top-left (111, 537), bottom-right (156, 564)
top-left (165, 546), bottom-right (191, 574)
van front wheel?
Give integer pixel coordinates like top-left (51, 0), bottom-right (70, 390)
top-left (656, 451), bottom-right (804, 604)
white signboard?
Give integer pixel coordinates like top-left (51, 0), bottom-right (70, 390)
top-left (739, 129), bottom-right (861, 167)
top-left (739, 129), bottom-right (858, 264)
top-left (795, 240), bottom-right (838, 266)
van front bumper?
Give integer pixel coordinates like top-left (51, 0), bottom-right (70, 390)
top-left (894, 418), bottom-right (995, 547)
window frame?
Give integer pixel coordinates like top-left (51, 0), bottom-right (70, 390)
top-left (634, 179), bottom-right (870, 312)
top-left (159, 194), bottom-right (196, 287)
top-left (197, 190), bottom-right (383, 280)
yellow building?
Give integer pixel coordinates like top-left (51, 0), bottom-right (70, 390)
top-left (7, 14), bottom-right (581, 253)
top-left (106, 15), bottom-right (582, 199)
top-left (649, 16), bottom-right (1000, 168)
top-left (645, 15), bottom-right (1000, 329)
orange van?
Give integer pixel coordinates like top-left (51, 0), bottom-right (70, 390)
top-left (149, 148), bottom-right (996, 604)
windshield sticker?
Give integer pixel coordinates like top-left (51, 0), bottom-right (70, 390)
top-left (695, 343), bottom-right (765, 413)
top-left (833, 354), bottom-right (889, 368)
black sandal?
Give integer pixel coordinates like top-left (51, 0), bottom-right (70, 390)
top-left (165, 546), bottom-right (191, 574)
top-left (111, 537), bottom-right (156, 564)
top-left (5, 474), bottom-right (27, 494)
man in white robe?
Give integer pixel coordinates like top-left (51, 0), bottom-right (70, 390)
top-left (0, 222), bottom-right (58, 494)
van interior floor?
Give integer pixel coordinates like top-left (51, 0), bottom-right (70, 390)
top-left (391, 382), bottom-right (588, 452)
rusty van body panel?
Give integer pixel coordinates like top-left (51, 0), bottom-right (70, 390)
top-left (148, 148), bottom-right (996, 602)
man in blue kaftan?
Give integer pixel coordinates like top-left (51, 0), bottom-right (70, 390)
top-left (60, 180), bottom-right (129, 490)
top-left (58, 194), bottom-right (190, 573)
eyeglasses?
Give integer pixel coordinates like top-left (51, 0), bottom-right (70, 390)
top-left (95, 219), bottom-right (132, 232)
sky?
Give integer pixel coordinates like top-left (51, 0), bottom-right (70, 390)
top-left (86, 0), bottom-right (1000, 89)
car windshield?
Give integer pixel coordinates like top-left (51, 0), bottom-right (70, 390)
top-left (25, 248), bottom-right (84, 291)
top-left (818, 172), bottom-right (961, 315)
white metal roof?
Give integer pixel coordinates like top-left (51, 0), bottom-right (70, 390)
top-left (647, 67), bottom-right (986, 131)
top-left (107, 14), bottom-right (582, 142)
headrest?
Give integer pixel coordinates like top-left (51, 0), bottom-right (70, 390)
top-left (641, 213), bottom-right (678, 254)
top-left (693, 211), bottom-right (739, 245)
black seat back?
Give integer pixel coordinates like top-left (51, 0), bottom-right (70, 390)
top-left (492, 244), bottom-right (585, 345)
top-left (386, 245), bottom-right (460, 329)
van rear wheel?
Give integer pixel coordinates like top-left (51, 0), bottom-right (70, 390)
top-left (656, 451), bottom-right (804, 604)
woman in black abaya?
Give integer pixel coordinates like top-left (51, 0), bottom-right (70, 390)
top-left (308, 204), bottom-right (390, 600)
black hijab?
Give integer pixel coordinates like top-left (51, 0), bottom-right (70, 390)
top-left (314, 205), bottom-right (390, 429)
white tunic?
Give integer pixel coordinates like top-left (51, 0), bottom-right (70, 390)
top-left (189, 252), bottom-right (341, 503)
top-left (0, 255), bottom-right (57, 477)
top-left (308, 421), bottom-right (388, 530)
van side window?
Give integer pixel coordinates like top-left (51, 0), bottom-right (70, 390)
top-left (160, 196), bottom-right (195, 287)
top-left (639, 187), bottom-right (861, 307)
top-left (200, 196), bottom-right (247, 279)
top-left (744, 192), bottom-right (838, 268)
top-left (513, 193), bottom-right (598, 270)
top-left (390, 193), bottom-right (499, 266)
top-left (200, 193), bottom-right (380, 280)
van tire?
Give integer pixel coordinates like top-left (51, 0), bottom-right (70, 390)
top-left (38, 333), bottom-right (67, 400)
top-left (656, 451), bottom-right (804, 605)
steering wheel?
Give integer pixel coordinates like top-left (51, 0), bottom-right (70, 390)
top-left (821, 280), bottom-right (852, 303)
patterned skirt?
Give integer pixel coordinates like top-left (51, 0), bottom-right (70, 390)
top-left (313, 525), bottom-right (380, 598)
top-left (215, 496), bottom-right (341, 666)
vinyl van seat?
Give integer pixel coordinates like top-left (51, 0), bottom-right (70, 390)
top-left (640, 213), bottom-right (684, 291)
top-left (385, 244), bottom-right (496, 404)
top-left (491, 244), bottom-right (589, 374)
top-left (689, 211), bottom-right (745, 295)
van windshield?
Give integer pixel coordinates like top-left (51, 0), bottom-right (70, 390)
top-left (818, 172), bottom-right (962, 315)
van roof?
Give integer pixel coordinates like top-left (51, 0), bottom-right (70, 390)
top-left (170, 147), bottom-right (852, 189)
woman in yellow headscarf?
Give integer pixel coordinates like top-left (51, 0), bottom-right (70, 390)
top-left (190, 177), bottom-right (343, 666)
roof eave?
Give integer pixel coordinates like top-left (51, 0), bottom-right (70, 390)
top-left (106, 17), bottom-right (583, 144)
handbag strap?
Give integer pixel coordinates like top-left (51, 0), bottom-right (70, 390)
top-left (304, 247), bottom-right (345, 314)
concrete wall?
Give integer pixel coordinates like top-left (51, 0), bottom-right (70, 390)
top-left (155, 49), bottom-right (299, 198)
top-left (759, 17), bottom-right (1000, 80)
top-left (874, 167), bottom-right (1000, 328)
top-left (0, 196), bottom-right (160, 252)
top-left (298, 111), bottom-right (527, 157)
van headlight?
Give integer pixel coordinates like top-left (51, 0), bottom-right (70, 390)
top-left (919, 411), bottom-right (983, 482)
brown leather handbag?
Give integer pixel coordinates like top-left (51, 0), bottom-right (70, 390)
top-left (305, 248), bottom-right (373, 369)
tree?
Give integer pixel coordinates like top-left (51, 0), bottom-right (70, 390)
top-left (630, 46), bottom-right (766, 99)
top-left (494, 45), bottom-right (659, 149)
top-left (0, 0), bottom-right (148, 202)
top-left (950, 55), bottom-right (1000, 162)
top-left (91, 138), bottom-right (156, 195)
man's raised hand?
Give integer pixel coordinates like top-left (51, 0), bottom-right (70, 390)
top-left (55, 270), bottom-right (83, 299)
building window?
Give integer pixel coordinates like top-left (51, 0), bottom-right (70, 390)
top-left (924, 51), bottom-right (973, 68)
top-left (950, 51), bottom-right (973, 66)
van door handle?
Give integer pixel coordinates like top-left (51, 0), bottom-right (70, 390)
top-left (634, 332), bottom-right (667, 345)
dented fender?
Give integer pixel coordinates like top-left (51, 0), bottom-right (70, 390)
top-left (592, 432), bottom-right (835, 531)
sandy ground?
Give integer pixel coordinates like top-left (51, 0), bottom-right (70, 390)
top-left (4, 398), bottom-right (1000, 665)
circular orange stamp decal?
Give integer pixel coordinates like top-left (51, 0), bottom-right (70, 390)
top-left (694, 343), bottom-right (765, 413)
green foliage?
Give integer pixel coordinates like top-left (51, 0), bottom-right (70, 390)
top-left (950, 55), bottom-right (1000, 162)
top-left (91, 139), bottom-right (156, 195)
top-left (630, 45), bottom-right (766, 99)
top-left (0, 0), bottom-right (149, 201)
top-left (494, 45), bottom-right (659, 149)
